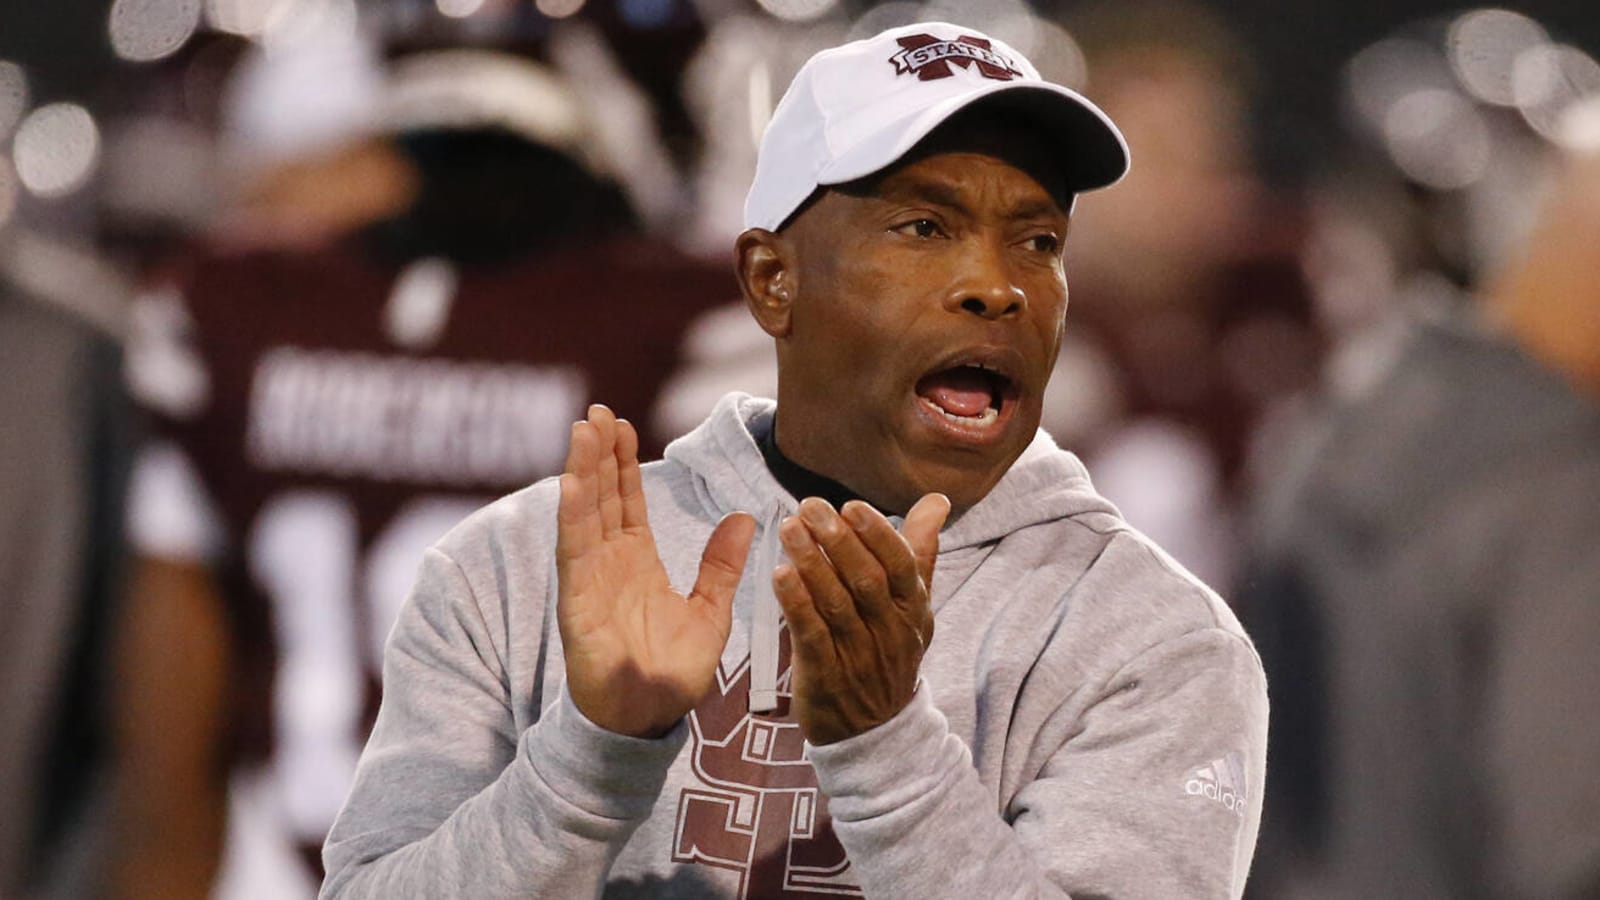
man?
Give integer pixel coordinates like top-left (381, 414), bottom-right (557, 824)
top-left (323, 23), bottom-right (1267, 899)
top-left (1240, 116), bottom-right (1600, 899)
top-left (117, 50), bottom-right (732, 900)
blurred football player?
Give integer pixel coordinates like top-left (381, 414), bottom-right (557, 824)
top-left (114, 46), bottom-right (734, 900)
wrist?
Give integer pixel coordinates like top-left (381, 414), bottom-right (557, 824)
top-left (571, 689), bottom-right (684, 740)
top-left (806, 682), bottom-right (959, 814)
top-left (522, 686), bottom-right (689, 821)
top-left (802, 682), bottom-right (921, 746)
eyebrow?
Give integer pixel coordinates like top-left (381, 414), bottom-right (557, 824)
top-left (886, 176), bottom-right (966, 211)
top-left (1010, 197), bottom-right (1068, 223)
top-left (880, 175), bottom-right (1067, 223)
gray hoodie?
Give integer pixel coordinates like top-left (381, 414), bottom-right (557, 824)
top-left (321, 393), bottom-right (1267, 899)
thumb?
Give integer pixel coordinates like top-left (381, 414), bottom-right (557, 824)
top-left (688, 511), bottom-right (757, 630)
top-left (902, 493), bottom-right (951, 587)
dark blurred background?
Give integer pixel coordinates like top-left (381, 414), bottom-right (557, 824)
top-left (5, 2), bottom-right (1600, 899)
top-left (6, 0), bottom-right (1600, 180)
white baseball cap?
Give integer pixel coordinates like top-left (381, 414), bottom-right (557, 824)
top-left (744, 22), bottom-right (1129, 231)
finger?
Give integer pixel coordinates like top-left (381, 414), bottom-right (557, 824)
top-left (838, 499), bottom-right (921, 610)
top-left (587, 405), bottom-right (623, 536)
top-left (615, 418), bottom-right (649, 531)
top-left (801, 498), bottom-right (895, 624)
top-left (902, 493), bottom-right (951, 589)
top-left (557, 422), bottom-right (602, 561)
top-left (772, 564), bottom-right (834, 661)
top-left (778, 511), bottom-right (862, 635)
top-left (687, 512), bottom-right (757, 640)
top-left (562, 417), bottom-right (594, 478)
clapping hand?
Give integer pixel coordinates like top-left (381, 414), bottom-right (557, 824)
top-left (774, 494), bottom-right (951, 745)
top-left (555, 405), bottom-right (756, 739)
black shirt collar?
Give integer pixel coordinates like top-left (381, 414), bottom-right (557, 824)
top-left (757, 416), bottom-right (865, 511)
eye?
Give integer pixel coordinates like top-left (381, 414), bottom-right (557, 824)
top-left (892, 218), bottom-right (945, 239)
top-left (1025, 233), bottom-right (1061, 254)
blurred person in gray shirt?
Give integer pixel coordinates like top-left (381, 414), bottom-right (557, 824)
top-left (0, 230), bottom-right (132, 900)
top-left (1240, 106), bottom-right (1600, 899)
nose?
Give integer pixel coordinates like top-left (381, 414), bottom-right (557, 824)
top-left (943, 239), bottom-right (1026, 320)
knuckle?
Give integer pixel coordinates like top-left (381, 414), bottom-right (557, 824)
top-left (792, 619), bottom-right (828, 645)
top-left (847, 571), bottom-right (887, 598)
top-left (815, 520), bottom-right (848, 546)
top-left (888, 571), bottom-right (920, 597)
top-left (817, 588), bottom-right (853, 619)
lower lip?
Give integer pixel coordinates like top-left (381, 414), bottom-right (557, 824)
top-left (912, 394), bottom-right (1015, 446)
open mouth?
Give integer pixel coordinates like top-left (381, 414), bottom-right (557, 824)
top-left (914, 362), bottom-right (1017, 430)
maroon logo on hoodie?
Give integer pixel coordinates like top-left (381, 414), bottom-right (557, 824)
top-left (889, 34), bottom-right (1023, 82)
top-left (672, 630), bottom-right (861, 897)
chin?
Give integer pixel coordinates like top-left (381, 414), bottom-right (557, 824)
top-left (895, 457), bottom-right (1011, 515)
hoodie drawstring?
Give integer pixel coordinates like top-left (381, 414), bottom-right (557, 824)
top-left (748, 505), bottom-right (785, 713)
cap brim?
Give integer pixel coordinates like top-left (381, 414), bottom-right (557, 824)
top-left (817, 81), bottom-right (1129, 194)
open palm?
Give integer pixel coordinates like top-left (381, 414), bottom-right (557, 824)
top-left (555, 405), bottom-right (755, 739)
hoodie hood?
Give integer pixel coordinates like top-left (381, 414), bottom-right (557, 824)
top-left (664, 393), bottom-right (1119, 551)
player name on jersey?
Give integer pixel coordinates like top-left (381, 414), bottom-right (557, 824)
top-left (247, 346), bottom-right (586, 486)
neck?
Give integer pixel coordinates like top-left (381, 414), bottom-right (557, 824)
top-left (758, 417), bottom-right (870, 512)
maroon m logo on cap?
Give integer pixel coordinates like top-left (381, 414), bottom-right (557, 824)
top-left (889, 34), bottom-right (1023, 82)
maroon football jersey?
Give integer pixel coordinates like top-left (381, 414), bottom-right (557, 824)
top-left (135, 235), bottom-right (736, 887)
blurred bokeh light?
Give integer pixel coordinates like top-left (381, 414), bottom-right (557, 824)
top-left (205, 0), bottom-right (293, 37)
top-left (1340, 12), bottom-right (1600, 197)
top-left (108, 0), bottom-right (204, 62)
top-left (847, 2), bottom-right (922, 41)
top-left (1558, 93), bottom-right (1600, 152)
top-left (1514, 42), bottom-right (1600, 137)
top-left (436, 0), bottom-right (487, 18)
top-left (1448, 8), bottom-right (1548, 106)
top-left (1383, 86), bottom-right (1492, 189)
top-left (1346, 37), bottom-right (1456, 133)
top-left (12, 102), bottom-right (101, 199)
top-left (918, 0), bottom-right (1038, 57)
top-left (752, 0), bottom-right (839, 23)
top-left (534, 0), bottom-right (588, 18)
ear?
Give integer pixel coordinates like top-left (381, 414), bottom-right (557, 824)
top-left (735, 228), bottom-right (795, 339)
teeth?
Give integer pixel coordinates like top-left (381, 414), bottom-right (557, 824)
top-left (922, 397), bottom-right (999, 426)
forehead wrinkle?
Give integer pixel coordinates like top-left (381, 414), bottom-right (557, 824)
top-left (876, 172), bottom-right (968, 213)
top-left (878, 166), bottom-right (1067, 224)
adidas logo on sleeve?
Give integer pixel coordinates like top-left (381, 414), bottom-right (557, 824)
top-left (1182, 752), bottom-right (1248, 817)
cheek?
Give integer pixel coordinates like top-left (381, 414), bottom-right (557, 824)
top-left (1030, 274), bottom-right (1070, 343)
top-left (804, 255), bottom-right (918, 342)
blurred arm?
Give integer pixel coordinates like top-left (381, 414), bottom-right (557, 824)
top-left (110, 555), bottom-right (230, 900)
